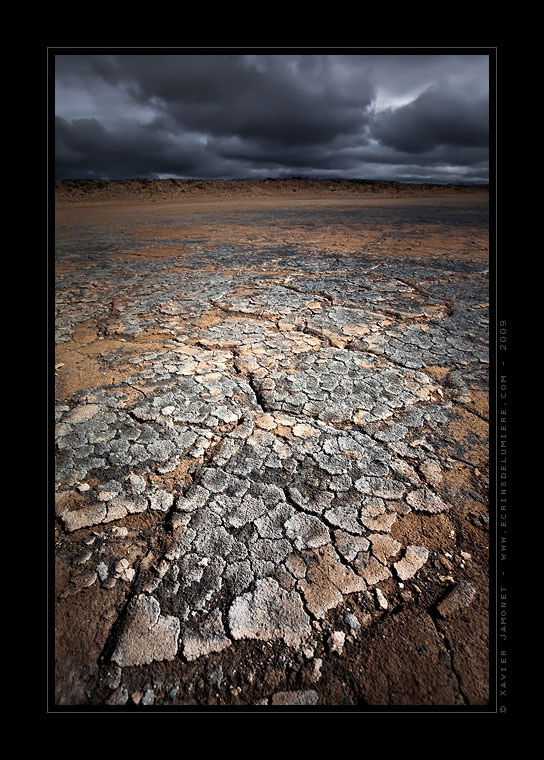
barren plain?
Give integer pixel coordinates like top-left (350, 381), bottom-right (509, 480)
top-left (53, 179), bottom-right (490, 708)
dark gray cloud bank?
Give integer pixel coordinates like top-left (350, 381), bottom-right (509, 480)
top-left (55, 53), bottom-right (489, 184)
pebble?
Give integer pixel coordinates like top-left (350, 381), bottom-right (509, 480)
top-left (208, 665), bottom-right (223, 688)
top-left (141, 689), bottom-right (155, 706)
top-left (271, 690), bottom-right (319, 706)
top-left (344, 612), bottom-right (360, 630)
top-left (311, 658), bottom-right (323, 682)
top-left (74, 550), bottom-right (93, 565)
top-left (103, 665), bottom-right (122, 690)
top-left (105, 686), bottom-right (129, 705)
top-left (96, 562), bottom-right (109, 580)
top-left (375, 588), bottom-right (388, 610)
top-left (329, 631), bottom-right (346, 654)
top-left (437, 581), bottom-right (476, 618)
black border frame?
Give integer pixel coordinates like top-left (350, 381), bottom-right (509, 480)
top-left (46, 46), bottom-right (508, 714)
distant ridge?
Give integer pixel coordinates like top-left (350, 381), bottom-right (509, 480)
top-left (55, 178), bottom-right (489, 203)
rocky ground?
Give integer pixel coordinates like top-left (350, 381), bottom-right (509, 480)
top-left (53, 180), bottom-right (489, 708)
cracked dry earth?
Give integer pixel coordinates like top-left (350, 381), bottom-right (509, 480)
top-left (54, 188), bottom-right (490, 708)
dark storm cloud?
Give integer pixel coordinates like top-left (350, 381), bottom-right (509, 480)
top-left (55, 53), bottom-right (489, 183)
top-left (372, 83), bottom-right (489, 153)
top-left (55, 115), bottom-right (242, 179)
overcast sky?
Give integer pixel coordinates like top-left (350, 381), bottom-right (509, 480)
top-left (55, 52), bottom-right (490, 184)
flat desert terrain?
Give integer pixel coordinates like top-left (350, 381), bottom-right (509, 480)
top-left (54, 179), bottom-right (489, 708)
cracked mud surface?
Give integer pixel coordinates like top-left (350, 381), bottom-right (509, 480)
top-left (54, 181), bottom-right (489, 707)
